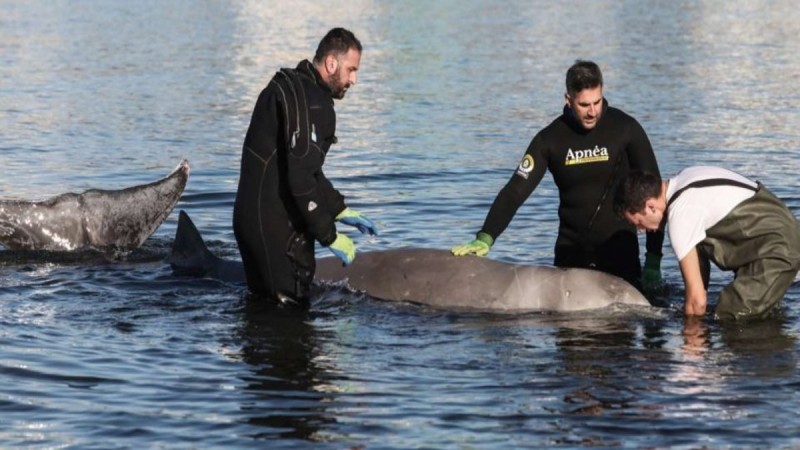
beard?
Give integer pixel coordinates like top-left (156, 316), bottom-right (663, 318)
top-left (328, 69), bottom-right (351, 100)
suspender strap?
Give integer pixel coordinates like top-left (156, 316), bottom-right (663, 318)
top-left (667, 178), bottom-right (758, 209)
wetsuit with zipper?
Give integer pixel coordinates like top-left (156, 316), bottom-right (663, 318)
top-left (233, 60), bottom-right (345, 304)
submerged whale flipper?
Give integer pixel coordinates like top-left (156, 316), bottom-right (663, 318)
top-left (0, 159), bottom-right (189, 253)
top-left (169, 211), bottom-right (650, 312)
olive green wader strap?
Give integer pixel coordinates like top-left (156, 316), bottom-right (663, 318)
top-left (666, 178), bottom-right (758, 290)
top-left (667, 178), bottom-right (757, 209)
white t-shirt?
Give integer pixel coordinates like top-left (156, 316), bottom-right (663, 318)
top-left (666, 166), bottom-right (758, 260)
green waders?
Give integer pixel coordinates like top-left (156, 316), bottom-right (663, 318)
top-left (695, 184), bottom-right (800, 320)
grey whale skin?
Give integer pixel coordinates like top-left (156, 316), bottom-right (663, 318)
top-left (314, 248), bottom-right (650, 312)
top-left (0, 160), bottom-right (189, 252)
top-left (169, 210), bottom-right (650, 312)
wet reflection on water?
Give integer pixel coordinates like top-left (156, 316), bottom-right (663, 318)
top-left (236, 298), bottom-right (337, 442)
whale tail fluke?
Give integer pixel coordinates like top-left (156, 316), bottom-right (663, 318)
top-left (0, 159), bottom-right (190, 252)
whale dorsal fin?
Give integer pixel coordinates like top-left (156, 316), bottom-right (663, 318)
top-left (168, 210), bottom-right (215, 276)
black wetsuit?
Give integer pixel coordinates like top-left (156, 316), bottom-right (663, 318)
top-left (233, 60), bottom-right (345, 304)
top-left (480, 100), bottom-right (664, 287)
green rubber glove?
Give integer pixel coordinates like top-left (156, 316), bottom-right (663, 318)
top-left (328, 233), bottom-right (356, 265)
top-left (336, 207), bottom-right (378, 235)
top-left (641, 252), bottom-right (663, 291)
top-left (451, 232), bottom-right (494, 257)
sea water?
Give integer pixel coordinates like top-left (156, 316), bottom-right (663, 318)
top-left (1, 1), bottom-right (800, 447)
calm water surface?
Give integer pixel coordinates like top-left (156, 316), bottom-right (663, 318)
top-left (2, 1), bottom-right (800, 448)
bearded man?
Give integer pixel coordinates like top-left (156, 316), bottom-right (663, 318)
top-left (233, 28), bottom-right (377, 306)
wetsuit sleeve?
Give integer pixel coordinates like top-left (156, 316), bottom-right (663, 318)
top-left (317, 169), bottom-right (346, 217)
top-left (625, 118), bottom-right (665, 255)
top-left (479, 134), bottom-right (549, 241)
top-left (286, 140), bottom-right (338, 246)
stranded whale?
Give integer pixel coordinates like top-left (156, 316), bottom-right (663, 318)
top-left (0, 160), bottom-right (189, 253)
top-left (169, 211), bottom-right (651, 312)
top-left (314, 248), bottom-right (650, 312)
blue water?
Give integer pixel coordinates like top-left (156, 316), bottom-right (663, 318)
top-left (2, 1), bottom-right (800, 448)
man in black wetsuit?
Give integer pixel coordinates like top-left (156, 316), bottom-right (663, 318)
top-left (233, 28), bottom-right (377, 306)
top-left (452, 60), bottom-right (663, 292)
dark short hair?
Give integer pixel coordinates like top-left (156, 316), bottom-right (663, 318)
top-left (313, 28), bottom-right (362, 64)
top-left (613, 170), bottom-right (663, 217)
top-left (566, 60), bottom-right (603, 98)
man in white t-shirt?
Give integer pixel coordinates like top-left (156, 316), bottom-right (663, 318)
top-left (613, 167), bottom-right (800, 320)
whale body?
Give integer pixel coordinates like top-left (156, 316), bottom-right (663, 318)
top-left (314, 248), bottom-right (650, 312)
top-left (0, 160), bottom-right (190, 253)
top-left (169, 211), bottom-right (651, 312)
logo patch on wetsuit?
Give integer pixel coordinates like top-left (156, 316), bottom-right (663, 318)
top-left (515, 154), bottom-right (535, 179)
top-left (565, 146), bottom-right (609, 166)
top-left (308, 201), bottom-right (317, 212)
top-left (311, 123), bottom-right (317, 142)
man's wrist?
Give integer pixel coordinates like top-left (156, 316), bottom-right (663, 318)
top-left (476, 232), bottom-right (494, 247)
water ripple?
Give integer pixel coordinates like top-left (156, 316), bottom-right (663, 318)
top-left (2, 0), bottom-right (800, 448)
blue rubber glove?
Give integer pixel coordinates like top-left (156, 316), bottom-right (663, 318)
top-left (451, 232), bottom-right (494, 257)
top-left (336, 207), bottom-right (378, 236)
top-left (642, 252), bottom-right (663, 291)
top-left (328, 233), bottom-right (356, 265)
